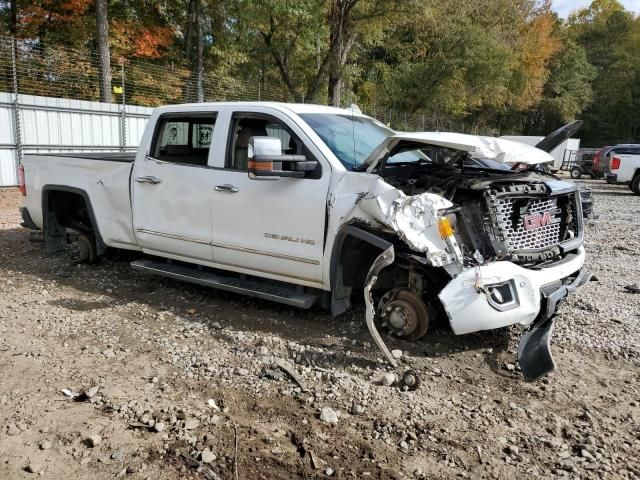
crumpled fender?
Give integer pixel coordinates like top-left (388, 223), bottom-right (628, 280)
top-left (358, 189), bottom-right (453, 253)
top-left (330, 172), bottom-right (453, 256)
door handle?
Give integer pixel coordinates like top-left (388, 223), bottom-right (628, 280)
top-left (136, 176), bottom-right (162, 184)
top-left (215, 184), bottom-right (239, 193)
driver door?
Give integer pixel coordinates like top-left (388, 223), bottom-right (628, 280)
top-left (210, 110), bottom-right (330, 287)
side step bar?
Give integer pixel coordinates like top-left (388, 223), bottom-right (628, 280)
top-left (130, 259), bottom-right (317, 309)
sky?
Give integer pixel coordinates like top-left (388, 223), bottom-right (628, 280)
top-left (553, 0), bottom-right (640, 17)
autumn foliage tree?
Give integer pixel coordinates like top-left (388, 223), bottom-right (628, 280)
top-left (0, 0), bottom-right (638, 145)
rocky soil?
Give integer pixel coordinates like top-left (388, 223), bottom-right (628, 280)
top-left (0, 179), bottom-right (638, 479)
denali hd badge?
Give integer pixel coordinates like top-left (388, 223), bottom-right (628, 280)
top-left (523, 211), bottom-right (552, 231)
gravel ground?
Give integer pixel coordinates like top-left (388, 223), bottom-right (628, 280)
top-left (0, 180), bottom-right (638, 480)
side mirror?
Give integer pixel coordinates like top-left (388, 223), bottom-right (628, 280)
top-left (248, 137), bottom-right (318, 179)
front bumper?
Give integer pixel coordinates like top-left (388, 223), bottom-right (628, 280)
top-left (438, 247), bottom-right (588, 381)
top-left (438, 247), bottom-right (586, 335)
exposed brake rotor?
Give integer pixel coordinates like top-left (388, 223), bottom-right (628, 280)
top-left (377, 288), bottom-right (429, 341)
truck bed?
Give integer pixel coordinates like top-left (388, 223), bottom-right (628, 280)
top-left (22, 151), bottom-right (139, 249)
top-left (30, 152), bottom-right (136, 163)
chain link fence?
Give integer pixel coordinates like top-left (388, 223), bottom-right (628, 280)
top-left (0, 35), bottom-right (507, 186)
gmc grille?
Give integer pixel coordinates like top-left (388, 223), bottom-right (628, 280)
top-left (484, 190), bottom-right (582, 263)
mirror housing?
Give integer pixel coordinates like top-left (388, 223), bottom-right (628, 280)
top-left (248, 137), bottom-right (317, 179)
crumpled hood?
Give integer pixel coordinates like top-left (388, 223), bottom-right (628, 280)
top-left (364, 132), bottom-right (554, 172)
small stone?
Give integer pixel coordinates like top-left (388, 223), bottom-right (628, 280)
top-left (506, 445), bottom-right (519, 456)
top-left (86, 434), bottom-right (102, 448)
top-left (6, 424), bottom-right (19, 436)
top-left (380, 373), bottom-right (397, 386)
top-left (391, 349), bottom-right (403, 359)
top-left (505, 363), bottom-right (516, 372)
top-left (236, 368), bottom-right (249, 376)
top-left (581, 449), bottom-right (595, 461)
top-left (255, 346), bottom-right (269, 356)
top-left (39, 440), bottom-right (52, 450)
top-left (24, 462), bottom-right (42, 474)
top-left (201, 449), bottom-right (217, 464)
top-left (153, 422), bottom-right (165, 433)
top-left (271, 446), bottom-right (284, 455)
top-left (325, 467), bottom-right (334, 476)
top-left (184, 419), bottom-right (200, 430)
top-left (111, 450), bottom-right (124, 461)
top-left (85, 386), bottom-right (99, 398)
top-left (319, 407), bottom-right (339, 424)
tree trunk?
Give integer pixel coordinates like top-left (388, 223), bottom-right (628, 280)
top-left (185, 0), bottom-right (204, 102)
top-left (327, 0), bottom-right (357, 107)
top-left (9, 0), bottom-right (17, 35)
top-left (194, 0), bottom-right (204, 102)
top-left (96, 0), bottom-right (112, 103)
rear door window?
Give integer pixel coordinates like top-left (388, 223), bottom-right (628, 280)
top-left (152, 114), bottom-right (216, 167)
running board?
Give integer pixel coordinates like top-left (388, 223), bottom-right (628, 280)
top-left (130, 259), bottom-right (317, 309)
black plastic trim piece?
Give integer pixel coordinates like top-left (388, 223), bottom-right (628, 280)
top-left (19, 207), bottom-right (39, 230)
top-left (517, 263), bottom-right (591, 381)
top-left (329, 225), bottom-right (392, 317)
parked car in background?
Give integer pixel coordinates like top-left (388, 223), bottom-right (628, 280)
top-left (600, 145), bottom-right (640, 183)
top-left (570, 148), bottom-right (599, 179)
top-left (605, 145), bottom-right (640, 194)
top-left (591, 146), bottom-right (612, 178)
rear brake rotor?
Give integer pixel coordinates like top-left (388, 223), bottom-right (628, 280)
top-left (377, 288), bottom-right (429, 341)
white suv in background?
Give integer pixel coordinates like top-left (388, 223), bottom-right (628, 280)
top-left (605, 144), bottom-right (640, 194)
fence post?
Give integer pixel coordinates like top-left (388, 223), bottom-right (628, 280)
top-left (120, 62), bottom-right (126, 152)
top-left (10, 37), bottom-right (23, 178)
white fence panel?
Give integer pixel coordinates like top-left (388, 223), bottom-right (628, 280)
top-left (0, 92), bottom-right (152, 187)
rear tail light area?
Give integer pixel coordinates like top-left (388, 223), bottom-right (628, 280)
top-left (611, 157), bottom-right (621, 170)
top-left (18, 164), bottom-right (26, 196)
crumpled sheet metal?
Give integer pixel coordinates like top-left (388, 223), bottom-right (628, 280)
top-left (357, 188), bottom-right (453, 253)
top-left (363, 245), bottom-right (398, 367)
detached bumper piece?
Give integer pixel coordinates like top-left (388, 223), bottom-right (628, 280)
top-left (517, 265), bottom-right (592, 381)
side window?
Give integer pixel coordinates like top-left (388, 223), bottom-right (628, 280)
top-left (227, 114), bottom-right (301, 170)
top-left (152, 115), bottom-right (216, 167)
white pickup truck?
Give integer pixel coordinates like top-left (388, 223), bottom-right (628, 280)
top-left (19, 102), bottom-right (590, 381)
top-left (604, 145), bottom-right (640, 194)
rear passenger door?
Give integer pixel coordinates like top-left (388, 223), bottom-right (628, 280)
top-left (132, 112), bottom-right (218, 261)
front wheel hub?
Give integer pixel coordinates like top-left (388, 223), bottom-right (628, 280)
top-left (377, 289), bottom-right (429, 341)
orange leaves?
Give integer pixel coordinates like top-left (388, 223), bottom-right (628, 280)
top-left (134, 27), bottom-right (174, 59)
top-left (110, 22), bottom-right (174, 60)
top-left (511, 12), bottom-right (563, 110)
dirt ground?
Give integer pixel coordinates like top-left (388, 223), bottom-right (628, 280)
top-left (0, 181), bottom-right (638, 480)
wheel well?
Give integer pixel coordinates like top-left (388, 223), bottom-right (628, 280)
top-left (329, 225), bottom-right (393, 316)
top-left (42, 187), bottom-right (105, 255)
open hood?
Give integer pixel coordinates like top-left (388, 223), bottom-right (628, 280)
top-left (363, 132), bottom-right (554, 173)
top-left (534, 120), bottom-right (583, 153)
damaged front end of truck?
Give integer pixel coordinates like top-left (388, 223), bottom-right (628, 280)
top-left (329, 132), bottom-right (590, 381)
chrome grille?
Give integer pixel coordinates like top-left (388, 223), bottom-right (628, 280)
top-left (493, 197), bottom-right (562, 250)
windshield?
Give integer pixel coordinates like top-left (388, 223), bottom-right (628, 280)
top-left (300, 113), bottom-right (425, 170)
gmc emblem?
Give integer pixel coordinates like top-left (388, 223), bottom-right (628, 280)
top-left (523, 211), bottom-right (552, 231)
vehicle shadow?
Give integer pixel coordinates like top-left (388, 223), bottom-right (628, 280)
top-left (1, 225), bottom-right (513, 375)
